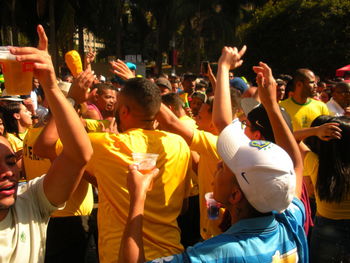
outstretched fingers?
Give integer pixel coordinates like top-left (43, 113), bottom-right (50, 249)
top-left (37, 25), bottom-right (48, 52)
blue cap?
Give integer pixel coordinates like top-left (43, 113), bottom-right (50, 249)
top-left (126, 62), bottom-right (136, 70)
top-left (229, 77), bottom-right (248, 94)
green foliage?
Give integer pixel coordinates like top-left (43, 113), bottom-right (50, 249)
top-left (238, 0), bottom-right (350, 79)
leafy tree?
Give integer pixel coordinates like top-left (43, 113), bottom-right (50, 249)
top-left (238, 0), bottom-right (350, 79)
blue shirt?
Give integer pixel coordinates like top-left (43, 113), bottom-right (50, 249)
top-left (147, 198), bottom-right (308, 263)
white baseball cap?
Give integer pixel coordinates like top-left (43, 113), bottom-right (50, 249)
top-left (217, 119), bottom-right (296, 213)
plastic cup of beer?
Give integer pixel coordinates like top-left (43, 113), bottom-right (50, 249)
top-left (205, 192), bottom-right (220, 220)
top-left (132, 153), bottom-right (159, 190)
top-left (0, 46), bottom-right (34, 95)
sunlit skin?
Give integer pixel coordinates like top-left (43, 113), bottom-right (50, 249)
top-left (0, 137), bottom-right (20, 221)
top-left (301, 71), bottom-right (317, 99)
top-left (95, 89), bottom-right (117, 113)
top-left (195, 103), bottom-right (217, 134)
top-left (17, 103), bottom-right (33, 132)
top-left (0, 118), bottom-right (4, 135)
top-left (190, 97), bottom-right (204, 117)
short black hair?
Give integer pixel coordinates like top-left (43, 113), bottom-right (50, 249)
top-left (121, 78), bottom-right (161, 118)
top-left (247, 105), bottom-right (292, 142)
top-left (162, 93), bottom-right (183, 111)
top-left (94, 83), bottom-right (116, 95)
top-left (292, 68), bottom-right (312, 91)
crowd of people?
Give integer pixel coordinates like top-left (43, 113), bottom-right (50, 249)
top-left (0, 25), bottom-right (349, 263)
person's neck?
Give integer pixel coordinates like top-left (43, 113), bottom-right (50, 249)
top-left (18, 125), bottom-right (27, 134)
top-left (0, 209), bottom-right (9, 222)
top-left (121, 121), bottom-right (155, 132)
top-left (292, 93), bottom-right (308, 104)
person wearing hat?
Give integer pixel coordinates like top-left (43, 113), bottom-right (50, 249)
top-left (155, 77), bottom-right (172, 95)
top-left (118, 47), bottom-right (307, 262)
top-left (190, 91), bottom-right (207, 117)
top-left (182, 73), bottom-right (197, 96)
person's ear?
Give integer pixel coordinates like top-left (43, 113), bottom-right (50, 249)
top-left (119, 105), bottom-right (130, 119)
top-left (252, 130), bottom-right (262, 140)
top-left (296, 80), bottom-right (303, 91)
top-left (229, 187), bottom-right (243, 205)
top-left (13, 113), bottom-right (20, 120)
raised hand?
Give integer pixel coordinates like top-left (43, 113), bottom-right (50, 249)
top-left (99, 117), bottom-right (119, 134)
top-left (68, 69), bottom-right (95, 104)
top-left (315, 122), bottom-right (342, 141)
top-left (218, 45), bottom-right (247, 70)
top-left (127, 164), bottom-right (159, 201)
top-left (110, 59), bottom-right (135, 80)
top-left (10, 25), bottom-right (55, 90)
top-left (85, 47), bottom-right (96, 65)
top-left (252, 62), bottom-right (277, 106)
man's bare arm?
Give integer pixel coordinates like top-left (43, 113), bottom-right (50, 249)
top-left (253, 62), bottom-right (303, 198)
top-left (213, 46), bottom-right (246, 133)
top-left (12, 25), bottom-right (93, 206)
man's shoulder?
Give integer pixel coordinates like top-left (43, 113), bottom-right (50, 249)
top-left (309, 98), bottom-right (327, 107)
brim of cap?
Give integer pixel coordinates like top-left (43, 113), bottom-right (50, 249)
top-left (0, 96), bottom-right (24, 102)
top-left (217, 119), bottom-right (250, 168)
top-left (240, 98), bottom-right (260, 116)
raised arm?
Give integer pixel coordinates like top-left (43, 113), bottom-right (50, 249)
top-left (293, 122), bottom-right (341, 142)
top-left (34, 69), bottom-right (95, 161)
top-left (119, 165), bottom-right (159, 263)
top-left (156, 104), bottom-right (194, 145)
top-left (12, 25), bottom-right (93, 206)
top-left (213, 46), bottom-right (246, 133)
top-left (253, 62), bottom-right (303, 197)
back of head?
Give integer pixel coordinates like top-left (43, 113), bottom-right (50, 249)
top-left (162, 93), bottom-right (183, 112)
top-left (247, 105), bottom-right (292, 142)
top-left (305, 115), bottom-right (350, 202)
top-left (121, 78), bottom-right (161, 119)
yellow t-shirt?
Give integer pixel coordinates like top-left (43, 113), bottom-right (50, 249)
top-left (190, 129), bottom-right (223, 240)
top-left (304, 151), bottom-right (350, 219)
top-left (23, 127), bottom-right (51, 180)
top-left (6, 130), bottom-right (27, 153)
top-left (179, 115), bottom-right (199, 196)
top-left (86, 129), bottom-right (191, 262)
top-left (53, 139), bottom-right (94, 217)
top-left (280, 98), bottom-right (329, 131)
top-left (85, 119), bottom-right (111, 132)
top-left (23, 128), bottom-right (93, 217)
top-left (179, 115), bottom-right (198, 129)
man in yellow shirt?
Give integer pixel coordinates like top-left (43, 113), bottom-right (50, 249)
top-left (87, 78), bottom-right (191, 262)
top-left (280, 69), bottom-right (329, 130)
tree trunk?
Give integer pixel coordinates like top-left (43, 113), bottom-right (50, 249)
top-left (78, 23), bottom-right (84, 60)
top-left (49, 0), bottom-right (58, 74)
top-left (10, 0), bottom-right (18, 46)
top-left (115, 0), bottom-right (123, 58)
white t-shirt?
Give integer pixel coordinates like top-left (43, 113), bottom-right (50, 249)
top-left (0, 176), bottom-right (61, 263)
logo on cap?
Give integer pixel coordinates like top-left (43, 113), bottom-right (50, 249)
top-left (249, 140), bottom-right (271, 150)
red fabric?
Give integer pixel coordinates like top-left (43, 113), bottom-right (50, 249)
top-left (336, 65), bottom-right (350, 77)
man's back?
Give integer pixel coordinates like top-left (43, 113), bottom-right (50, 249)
top-left (86, 129), bottom-right (191, 262)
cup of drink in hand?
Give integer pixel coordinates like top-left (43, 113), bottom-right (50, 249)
top-left (0, 46), bottom-right (34, 95)
top-left (132, 153), bottom-right (159, 190)
top-left (205, 192), bottom-right (220, 220)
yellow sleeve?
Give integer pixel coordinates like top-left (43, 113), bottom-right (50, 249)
top-left (303, 151), bottom-right (319, 186)
top-left (190, 129), bottom-right (219, 159)
top-left (85, 119), bottom-right (110, 132)
top-left (322, 103), bottom-right (330, 115)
